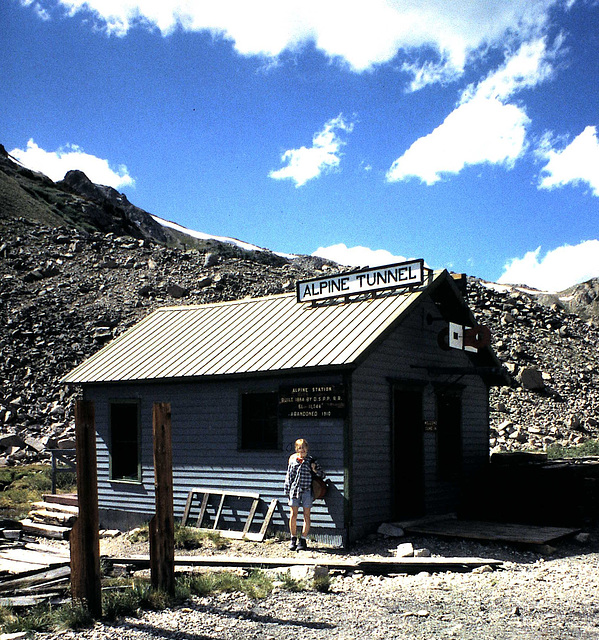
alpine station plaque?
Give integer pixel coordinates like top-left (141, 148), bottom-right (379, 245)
top-left (297, 259), bottom-right (425, 303)
top-left (279, 384), bottom-right (347, 419)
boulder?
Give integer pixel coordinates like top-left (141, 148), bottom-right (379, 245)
top-left (519, 367), bottom-right (545, 390)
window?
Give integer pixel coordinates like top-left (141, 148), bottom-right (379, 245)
top-left (110, 401), bottom-right (140, 481)
top-left (241, 392), bottom-right (279, 450)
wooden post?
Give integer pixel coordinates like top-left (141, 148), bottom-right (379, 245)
top-left (70, 400), bottom-right (102, 618)
top-left (150, 402), bottom-right (175, 595)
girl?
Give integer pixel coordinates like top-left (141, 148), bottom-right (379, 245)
top-left (283, 438), bottom-right (325, 551)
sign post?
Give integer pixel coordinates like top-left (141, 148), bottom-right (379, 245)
top-left (297, 259), bottom-right (426, 303)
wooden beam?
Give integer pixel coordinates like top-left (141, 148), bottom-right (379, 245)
top-left (109, 554), bottom-right (503, 574)
top-left (70, 400), bottom-right (102, 618)
top-left (150, 402), bottom-right (175, 596)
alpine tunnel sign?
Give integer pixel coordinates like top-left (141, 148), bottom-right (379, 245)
top-left (296, 259), bottom-right (426, 303)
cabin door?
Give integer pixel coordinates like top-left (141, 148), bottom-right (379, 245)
top-left (436, 389), bottom-right (463, 480)
top-left (392, 386), bottom-right (425, 519)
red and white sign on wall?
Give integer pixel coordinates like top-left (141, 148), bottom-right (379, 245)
top-left (448, 322), bottom-right (491, 353)
top-left (297, 259), bottom-right (426, 303)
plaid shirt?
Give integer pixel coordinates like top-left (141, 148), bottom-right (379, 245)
top-left (284, 455), bottom-right (324, 499)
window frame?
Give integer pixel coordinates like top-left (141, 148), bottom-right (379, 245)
top-left (109, 399), bottom-right (142, 483)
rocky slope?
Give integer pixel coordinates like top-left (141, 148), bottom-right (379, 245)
top-left (0, 143), bottom-right (598, 464)
top-left (468, 279), bottom-right (599, 453)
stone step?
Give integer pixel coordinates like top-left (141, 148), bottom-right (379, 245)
top-left (30, 509), bottom-right (77, 527)
top-left (32, 501), bottom-right (79, 516)
top-left (21, 519), bottom-right (71, 540)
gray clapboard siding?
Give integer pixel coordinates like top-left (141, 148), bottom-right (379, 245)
top-left (348, 294), bottom-right (491, 537)
top-left (86, 376), bottom-right (347, 536)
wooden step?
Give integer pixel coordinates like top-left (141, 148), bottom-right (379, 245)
top-left (21, 519), bottom-right (71, 540)
top-left (30, 509), bottom-right (77, 527)
top-left (42, 493), bottom-right (78, 507)
top-left (32, 501), bottom-right (79, 516)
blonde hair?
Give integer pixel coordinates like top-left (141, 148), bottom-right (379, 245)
top-left (295, 438), bottom-right (308, 451)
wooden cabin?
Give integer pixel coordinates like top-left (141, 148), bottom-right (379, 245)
top-left (63, 265), bottom-right (506, 546)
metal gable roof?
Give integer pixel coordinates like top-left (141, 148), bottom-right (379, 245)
top-left (63, 271), bottom-right (445, 384)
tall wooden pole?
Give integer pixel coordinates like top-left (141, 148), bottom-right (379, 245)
top-left (150, 402), bottom-right (175, 595)
top-left (70, 400), bottom-right (102, 618)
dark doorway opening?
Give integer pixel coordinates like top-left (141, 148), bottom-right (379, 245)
top-left (392, 386), bottom-right (425, 519)
top-left (436, 390), bottom-right (462, 479)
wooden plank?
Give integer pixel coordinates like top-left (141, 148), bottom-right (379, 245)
top-left (0, 565), bottom-right (71, 593)
top-left (0, 592), bottom-right (66, 607)
top-left (70, 400), bottom-right (102, 618)
top-left (32, 501), bottom-right (79, 515)
top-left (30, 509), bottom-right (77, 527)
top-left (111, 554), bottom-right (502, 573)
top-left (0, 547), bottom-right (69, 574)
top-left (43, 493), bottom-right (78, 507)
top-left (181, 490), bottom-right (194, 526)
top-left (402, 518), bottom-right (580, 545)
top-left (197, 493), bottom-right (210, 528)
top-left (242, 499), bottom-right (260, 535)
top-left (21, 519), bottom-right (71, 540)
top-left (150, 402), bottom-right (175, 596)
top-left (258, 499), bottom-right (279, 539)
top-left (213, 494), bottom-right (226, 530)
top-left (188, 487), bottom-right (261, 500)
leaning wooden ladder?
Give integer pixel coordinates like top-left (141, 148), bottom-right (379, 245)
top-left (181, 488), bottom-right (278, 542)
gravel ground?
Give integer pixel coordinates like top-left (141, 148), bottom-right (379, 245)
top-left (33, 526), bottom-right (599, 640)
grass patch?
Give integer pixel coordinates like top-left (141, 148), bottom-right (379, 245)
top-left (174, 524), bottom-right (228, 550)
top-left (0, 464), bottom-right (75, 520)
top-left (277, 573), bottom-right (307, 592)
top-left (178, 570), bottom-right (273, 600)
top-left (0, 601), bottom-right (93, 634)
top-left (0, 570), bottom-right (280, 633)
top-left (546, 438), bottom-right (599, 459)
top-left (126, 523), bottom-right (228, 551)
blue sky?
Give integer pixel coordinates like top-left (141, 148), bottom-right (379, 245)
top-left (2, 0), bottom-right (598, 290)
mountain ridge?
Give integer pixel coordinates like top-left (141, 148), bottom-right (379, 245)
top-left (1, 143), bottom-right (598, 464)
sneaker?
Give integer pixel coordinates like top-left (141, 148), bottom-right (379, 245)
top-left (297, 537), bottom-right (308, 551)
top-left (289, 536), bottom-right (298, 551)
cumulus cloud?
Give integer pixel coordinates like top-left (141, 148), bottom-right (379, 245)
top-left (386, 38), bottom-right (557, 184)
top-left (537, 126), bottom-right (599, 196)
top-left (33, 0), bottom-right (561, 78)
top-left (312, 243), bottom-right (409, 268)
top-left (386, 97), bottom-right (530, 184)
top-left (269, 115), bottom-right (353, 187)
top-left (498, 240), bottom-right (599, 291)
top-left (9, 139), bottom-right (134, 188)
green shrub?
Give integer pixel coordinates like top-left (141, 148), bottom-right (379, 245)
top-left (278, 573), bottom-right (307, 592)
top-left (179, 570), bottom-right (273, 600)
top-left (54, 601), bottom-right (95, 630)
top-left (174, 524), bottom-right (227, 550)
top-left (546, 438), bottom-right (599, 459)
top-left (313, 574), bottom-right (331, 593)
top-left (127, 524), bottom-right (150, 544)
top-left (102, 587), bottom-right (144, 621)
top-left (0, 464), bottom-right (77, 520)
top-left (0, 604), bottom-right (55, 633)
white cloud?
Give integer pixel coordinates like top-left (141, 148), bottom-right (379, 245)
top-left (36, 0), bottom-right (562, 77)
top-left (20, 0), bottom-right (50, 21)
top-left (312, 243), bottom-right (409, 268)
top-left (498, 240), bottom-right (599, 291)
top-left (269, 115), bottom-right (353, 187)
top-left (537, 126), bottom-right (599, 196)
top-left (9, 139), bottom-right (134, 188)
top-left (386, 38), bottom-right (557, 184)
top-left (386, 97), bottom-right (530, 184)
